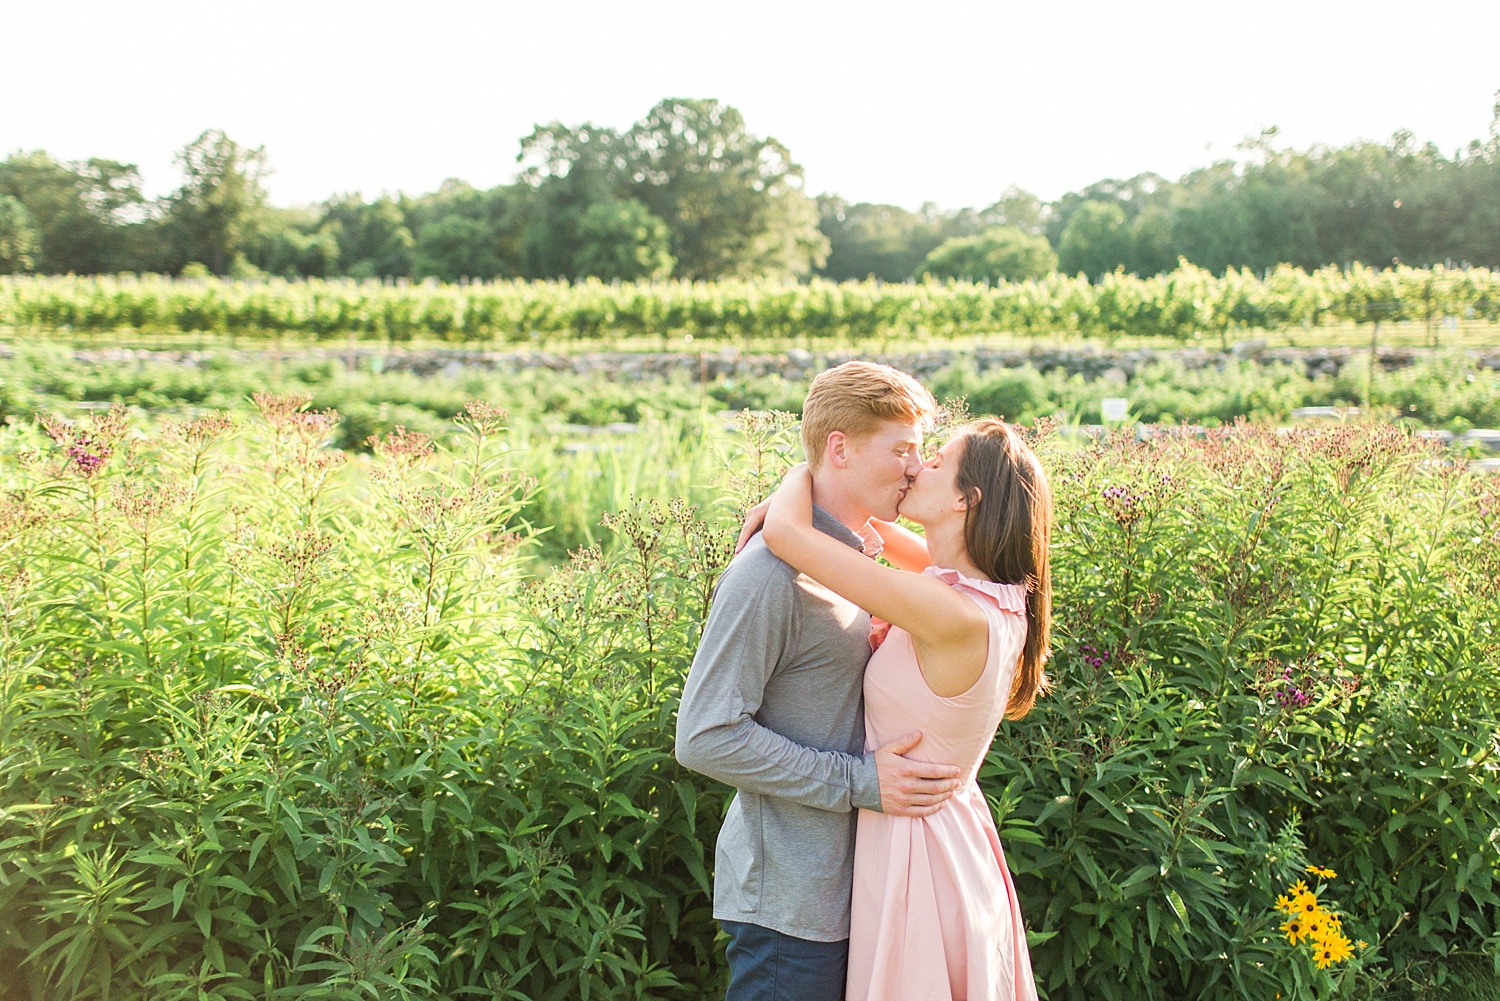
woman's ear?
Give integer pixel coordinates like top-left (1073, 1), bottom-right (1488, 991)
top-left (956, 486), bottom-right (980, 513)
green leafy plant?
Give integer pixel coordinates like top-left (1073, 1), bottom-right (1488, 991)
top-left (0, 398), bottom-right (1496, 1000)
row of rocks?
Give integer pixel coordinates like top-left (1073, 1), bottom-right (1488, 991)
top-left (10, 341), bottom-right (1500, 383)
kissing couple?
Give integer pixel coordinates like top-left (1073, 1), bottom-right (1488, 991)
top-left (677, 361), bottom-right (1052, 1001)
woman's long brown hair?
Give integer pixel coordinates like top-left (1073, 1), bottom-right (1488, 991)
top-left (953, 419), bottom-right (1053, 719)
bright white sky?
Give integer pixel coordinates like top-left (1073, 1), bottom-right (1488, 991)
top-left (7, 0), bottom-right (1499, 211)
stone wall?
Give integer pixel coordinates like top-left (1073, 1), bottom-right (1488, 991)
top-left (8, 341), bottom-right (1500, 383)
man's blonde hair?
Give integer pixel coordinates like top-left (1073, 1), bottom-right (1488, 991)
top-left (800, 361), bottom-right (936, 470)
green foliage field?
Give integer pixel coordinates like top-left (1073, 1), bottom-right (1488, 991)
top-left (4, 263), bottom-right (1499, 349)
top-left (2, 339), bottom-right (1498, 564)
top-left (995, 425), bottom-right (1500, 999)
top-left (0, 392), bottom-right (1497, 999)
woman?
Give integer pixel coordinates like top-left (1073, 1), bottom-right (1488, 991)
top-left (759, 418), bottom-right (1051, 1001)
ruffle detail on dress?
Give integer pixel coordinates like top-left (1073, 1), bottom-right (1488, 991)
top-left (921, 565), bottom-right (1029, 616)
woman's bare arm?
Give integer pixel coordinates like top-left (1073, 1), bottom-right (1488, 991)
top-left (741, 503), bottom-right (930, 573)
top-left (868, 518), bottom-right (932, 572)
top-left (762, 466), bottom-right (985, 656)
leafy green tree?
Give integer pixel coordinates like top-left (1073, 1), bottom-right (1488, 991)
top-left (1444, 147), bottom-right (1500, 267)
top-left (319, 194), bottom-right (414, 278)
top-left (415, 214), bottom-right (492, 281)
top-left (626, 98), bottom-right (827, 279)
top-left (516, 121), bottom-right (631, 190)
top-left (516, 101), bottom-right (825, 281)
top-left (1113, 112), bottom-right (1500, 274)
top-left (0, 195), bottom-right (38, 273)
top-left (162, 130), bottom-right (269, 274)
top-left (409, 180), bottom-right (524, 281)
top-left (573, 198), bottom-right (675, 280)
top-left (1058, 200), bottom-right (1133, 279)
top-left (981, 186), bottom-right (1050, 236)
top-left (1127, 203), bottom-right (1177, 276)
top-left (913, 226), bottom-right (1057, 283)
top-left (246, 206), bottom-right (340, 278)
top-left (1046, 173), bottom-right (1164, 250)
top-left (516, 126), bottom-right (624, 279)
top-left (816, 198), bottom-right (955, 281)
top-left (0, 152), bottom-right (153, 273)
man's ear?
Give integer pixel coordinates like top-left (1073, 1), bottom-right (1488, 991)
top-left (825, 430), bottom-right (849, 469)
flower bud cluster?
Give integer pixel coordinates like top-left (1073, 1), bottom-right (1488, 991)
top-left (366, 426), bottom-right (436, 468)
top-left (455, 401), bottom-right (509, 437)
top-left (1100, 484), bottom-right (1144, 526)
top-left (1273, 667), bottom-right (1312, 709)
top-left (163, 413), bottom-right (236, 449)
top-left (40, 405), bottom-right (130, 479)
top-left (1078, 642), bottom-right (1111, 670)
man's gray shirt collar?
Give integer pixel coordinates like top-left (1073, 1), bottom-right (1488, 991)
top-left (810, 504), bottom-right (884, 559)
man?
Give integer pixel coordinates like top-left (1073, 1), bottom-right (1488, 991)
top-left (676, 361), bottom-right (964, 1001)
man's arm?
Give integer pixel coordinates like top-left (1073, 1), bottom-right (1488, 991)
top-left (675, 564), bottom-right (881, 812)
top-left (675, 558), bottom-right (961, 817)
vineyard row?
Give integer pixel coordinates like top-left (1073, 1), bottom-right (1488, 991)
top-left (3, 263), bottom-right (1498, 344)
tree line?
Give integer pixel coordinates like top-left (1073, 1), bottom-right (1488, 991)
top-left (2, 95), bottom-right (1498, 285)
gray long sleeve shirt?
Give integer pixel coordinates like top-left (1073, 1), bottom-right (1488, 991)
top-left (674, 506), bottom-right (883, 942)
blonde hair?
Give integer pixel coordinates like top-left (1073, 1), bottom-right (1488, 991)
top-left (800, 362), bottom-right (936, 470)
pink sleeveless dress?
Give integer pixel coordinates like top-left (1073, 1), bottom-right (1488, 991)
top-left (848, 567), bottom-right (1039, 1001)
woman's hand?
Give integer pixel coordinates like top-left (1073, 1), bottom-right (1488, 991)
top-left (734, 497), bottom-right (771, 555)
top-left (762, 463), bottom-right (815, 560)
top-left (733, 464), bottom-right (811, 554)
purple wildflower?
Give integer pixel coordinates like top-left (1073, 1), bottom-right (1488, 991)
top-left (66, 439), bottom-right (110, 477)
top-left (1100, 484), bottom-right (1144, 526)
top-left (1273, 681), bottom-right (1312, 709)
top-left (1078, 643), bottom-right (1113, 669)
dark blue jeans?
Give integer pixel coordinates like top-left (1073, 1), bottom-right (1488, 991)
top-left (721, 920), bottom-right (848, 1001)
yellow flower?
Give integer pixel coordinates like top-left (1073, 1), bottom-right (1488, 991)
top-left (1313, 931), bottom-right (1354, 967)
top-left (1294, 891), bottom-right (1321, 917)
top-left (1356, 940), bottom-right (1369, 950)
top-left (1274, 893), bottom-right (1295, 914)
top-left (1305, 864), bottom-right (1337, 879)
top-left (1304, 913), bottom-right (1328, 940)
top-left (1288, 879), bottom-right (1310, 897)
top-left (1281, 917), bottom-right (1307, 945)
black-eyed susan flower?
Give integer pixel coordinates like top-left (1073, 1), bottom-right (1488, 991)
top-left (1275, 876), bottom-right (1354, 969)
top-left (1313, 932), bottom-right (1353, 968)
